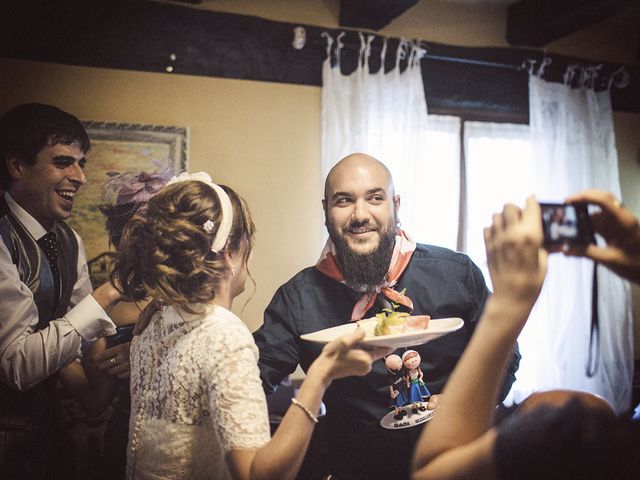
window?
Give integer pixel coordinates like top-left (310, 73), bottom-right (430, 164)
top-left (406, 117), bottom-right (534, 404)
top-left (399, 116), bottom-right (461, 250)
top-left (407, 116), bottom-right (533, 290)
top-left (464, 121), bottom-right (533, 287)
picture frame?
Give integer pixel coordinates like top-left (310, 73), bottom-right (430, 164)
top-left (67, 121), bottom-right (188, 287)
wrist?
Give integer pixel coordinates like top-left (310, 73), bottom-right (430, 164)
top-left (291, 398), bottom-right (319, 423)
top-left (481, 296), bottom-right (533, 337)
top-left (488, 290), bottom-right (537, 317)
top-left (92, 284), bottom-right (121, 312)
top-left (305, 361), bottom-right (333, 391)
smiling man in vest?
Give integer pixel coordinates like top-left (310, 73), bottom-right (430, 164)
top-left (0, 103), bottom-right (120, 479)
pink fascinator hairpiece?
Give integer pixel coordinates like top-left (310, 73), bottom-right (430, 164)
top-left (103, 168), bottom-right (174, 207)
top-left (100, 168), bottom-right (174, 248)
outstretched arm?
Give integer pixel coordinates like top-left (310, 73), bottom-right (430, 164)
top-left (227, 328), bottom-right (390, 480)
top-left (411, 197), bottom-right (547, 480)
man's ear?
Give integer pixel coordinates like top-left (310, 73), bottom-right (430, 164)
top-left (393, 194), bottom-right (401, 211)
top-left (322, 199), bottom-right (328, 227)
top-left (6, 156), bottom-right (23, 180)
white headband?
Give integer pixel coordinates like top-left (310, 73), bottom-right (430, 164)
top-left (167, 172), bottom-right (234, 253)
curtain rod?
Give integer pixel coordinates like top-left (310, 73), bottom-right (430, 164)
top-left (303, 29), bottom-right (629, 87)
top-left (309, 30), bottom-right (526, 73)
top-left (421, 53), bottom-right (523, 72)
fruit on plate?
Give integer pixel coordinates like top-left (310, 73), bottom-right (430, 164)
top-left (374, 310), bottom-right (410, 336)
top-left (373, 312), bottom-right (430, 336)
top-left (356, 314), bottom-right (430, 337)
top-left (363, 288), bottom-right (431, 336)
top-left (358, 289), bottom-right (431, 337)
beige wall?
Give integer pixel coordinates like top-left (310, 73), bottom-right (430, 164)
top-left (0, 59), bottom-right (325, 332)
top-left (186, 0), bottom-right (510, 46)
top-left (1, 1), bottom-right (638, 358)
top-left (614, 112), bottom-right (640, 355)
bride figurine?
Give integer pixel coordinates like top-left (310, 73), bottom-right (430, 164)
top-left (402, 350), bottom-right (431, 414)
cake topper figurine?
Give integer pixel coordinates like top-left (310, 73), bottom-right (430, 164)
top-left (402, 350), bottom-right (430, 414)
top-left (385, 354), bottom-right (408, 420)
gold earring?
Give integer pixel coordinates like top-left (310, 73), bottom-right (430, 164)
top-left (231, 263), bottom-right (235, 277)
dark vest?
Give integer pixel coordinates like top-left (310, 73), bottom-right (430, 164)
top-left (0, 197), bottom-right (82, 467)
top-left (0, 197), bottom-right (79, 330)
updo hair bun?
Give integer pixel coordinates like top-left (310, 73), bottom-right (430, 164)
top-left (112, 180), bottom-right (230, 306)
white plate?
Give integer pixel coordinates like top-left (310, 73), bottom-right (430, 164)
top-left (300, 317), bottom-right (464, 349)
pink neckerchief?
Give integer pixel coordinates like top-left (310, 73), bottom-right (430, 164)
top-left (316, 230), bottom-right (417, 321)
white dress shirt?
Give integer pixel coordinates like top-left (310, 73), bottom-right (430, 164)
top-left (0, 192), bottom-right (116, 391)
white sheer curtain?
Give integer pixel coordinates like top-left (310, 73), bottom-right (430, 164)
top-left (464, 121), bottom-right (534, 282)
top-left (465, 76), bottom-right (633, 414)
top-left (516, 74), bottom-right (633, 414)
top-left (321, 34), bottom-right (460, 248)
top-left (322, 39), bottom-right (633, 412)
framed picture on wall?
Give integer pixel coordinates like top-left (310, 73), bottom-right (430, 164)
top-left (67, 121), bottom-right (188, 287)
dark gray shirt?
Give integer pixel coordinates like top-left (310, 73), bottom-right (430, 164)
top-left (254, 243), bottom-right (520, 479)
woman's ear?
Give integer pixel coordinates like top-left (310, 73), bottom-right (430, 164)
top-left (222, 250), bottom-right (233, 267)
top-left (222, 250), bottom-right (235, 277)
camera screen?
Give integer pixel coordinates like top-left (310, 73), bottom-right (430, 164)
top-left (540, 202), bottom-right (594, 247)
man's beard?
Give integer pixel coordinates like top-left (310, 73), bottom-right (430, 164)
top-left (328, 217), bottom-right (397, 292)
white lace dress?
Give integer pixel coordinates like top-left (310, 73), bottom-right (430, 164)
top-left (126, 304), bottom-right (271, 479)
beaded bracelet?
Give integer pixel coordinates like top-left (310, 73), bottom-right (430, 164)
top-left (291, 397), bottom-right (318, 424)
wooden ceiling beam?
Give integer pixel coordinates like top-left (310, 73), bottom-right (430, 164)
top-left (1, 0), bottom-right (638, 117)
top-left (507, 0), bottom-right (638, 47)
top-left (339, 0), bottom-right (419, 30)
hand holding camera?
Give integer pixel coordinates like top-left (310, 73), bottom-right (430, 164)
top-left (485, 197), bottom-right (548, 313)
top-left (563, 189), bottom-right (640, 284)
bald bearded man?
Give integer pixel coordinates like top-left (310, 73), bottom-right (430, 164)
top-left (254, 153), bottom-right (520, 480)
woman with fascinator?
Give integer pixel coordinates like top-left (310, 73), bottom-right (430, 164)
top-left (110, 172), bottom-right (390, 480)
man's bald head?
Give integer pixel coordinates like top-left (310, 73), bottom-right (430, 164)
top-left (322, 153), bottom-right (400, 290)
top-left (324, 153), bottom-right (395, 201)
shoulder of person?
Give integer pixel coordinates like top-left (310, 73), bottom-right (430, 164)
top-left (494, 399), bottom-right (629, 480)
top-left (200, 310), bottom-right (259, 364)
top-left (412, 243), bottom-right (477, 268)
top-left (203, 308), bottom-right (253, 342)
top-left (0, 196), bottom-right (9, 216)
top-left (280, 265), bottom-right (336, 292)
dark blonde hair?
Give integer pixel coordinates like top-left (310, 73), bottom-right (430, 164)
top-left (111, 180), bottom-right (255, 307)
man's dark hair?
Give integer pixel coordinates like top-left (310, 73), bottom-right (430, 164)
top-left (0, 103), bottom-right (90, 190)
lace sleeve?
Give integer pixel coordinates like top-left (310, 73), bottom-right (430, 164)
top-left (205, 320), bottom-right (271, 452)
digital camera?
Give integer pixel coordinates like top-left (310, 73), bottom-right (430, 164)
top-left (540, 202), bottom-right (595, 249)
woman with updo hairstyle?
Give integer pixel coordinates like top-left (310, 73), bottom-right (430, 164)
top-left (111, 172), bottom-right (390, 480)
top-left (57, 169), bottom-right (172, 480)
top-left (113, 176), bottom-right (248, 307)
